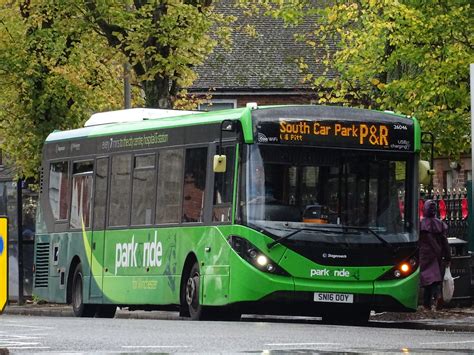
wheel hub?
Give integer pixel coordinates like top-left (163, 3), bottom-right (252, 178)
top-left (185, 277), bottom-right (197, 306)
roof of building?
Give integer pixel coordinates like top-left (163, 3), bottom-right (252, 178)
top-left (190, 1), bottom-right (336, 92)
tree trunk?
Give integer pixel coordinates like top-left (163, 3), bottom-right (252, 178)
top-left (142, 76), bottom-right (172, 108)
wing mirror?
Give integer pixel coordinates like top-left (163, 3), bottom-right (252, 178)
top-left (419, 160), bottom-right (434, 185)
top-left (213, 120), bottom-right (238, 173)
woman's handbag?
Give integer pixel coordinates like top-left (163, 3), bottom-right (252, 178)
top-left (442, 266), bottom-right (455, 303)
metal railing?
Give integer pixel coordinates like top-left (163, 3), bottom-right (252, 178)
top-left (420, 187), bottom-right (470, 240)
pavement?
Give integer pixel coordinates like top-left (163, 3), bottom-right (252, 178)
top-left (3, 302), bottom-right (474, 332)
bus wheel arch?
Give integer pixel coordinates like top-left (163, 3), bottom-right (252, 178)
top-left (66, 256), bottom-right (81, 305)
top-left (70, 261), bottom-right (96, 317)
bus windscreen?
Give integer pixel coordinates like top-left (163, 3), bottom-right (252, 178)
top-left (242, 145), bottom-right (415, 244)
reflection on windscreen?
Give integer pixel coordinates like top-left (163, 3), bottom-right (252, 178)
top-left (243, 145), bottom-right (413, 241)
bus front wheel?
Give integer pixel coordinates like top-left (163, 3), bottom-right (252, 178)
top-left (185, 262), bottom-right (207, 320)
top-left (71, 263), bottom-right (96, 317)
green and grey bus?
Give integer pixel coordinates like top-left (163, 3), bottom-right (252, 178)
top-left (33, 105), bottom-right (421, 322)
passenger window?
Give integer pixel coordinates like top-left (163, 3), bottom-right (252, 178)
top-left (93, 158), bottom-right (108, 230)
top-left (70, 161), bottom-right (94, 229)
top-left (131, 154), bottom-right (156, 225)
top-left (182, 147), bottom-right (208, 223)
top-left (49, 161), bottom-right (70, 221)
top-left (156, 149), bottom-right (184, 224)
top-left (212, 146), bottom-right (235, 222)
top-left (109, 154), bottom-right (132, 227)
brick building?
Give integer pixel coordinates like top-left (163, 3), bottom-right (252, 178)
top-left (432, 157), bottom-right (472, 193)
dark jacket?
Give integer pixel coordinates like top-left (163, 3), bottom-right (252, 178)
top-left (419, 200), bottom-right (450, 287)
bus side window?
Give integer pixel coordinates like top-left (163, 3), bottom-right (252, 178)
top-left (156, 149), bottom-right (184, 224)
top-left (108, 154), bottom-right (132, 227)
top-left (49, 161), bottom-right (70, 221)
top-left (182, 147), bottom-right (208, 223)
top-left (212, 146), bottom-right (235, 223)
top-left (131, 154), bottom-right (156, 226)
top-left (70, 161), bottom-right (94, 229)
top-left (93, 157), bottom-right (108, 230)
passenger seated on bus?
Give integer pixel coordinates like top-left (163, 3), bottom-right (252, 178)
top-left (248, 167), bottom-right (277, 203)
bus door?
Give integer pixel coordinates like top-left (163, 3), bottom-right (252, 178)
top-left (89, 157), bottom-right (109, 300)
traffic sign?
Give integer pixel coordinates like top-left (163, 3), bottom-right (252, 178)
top-left (0, 216), bottom-right (8, 313)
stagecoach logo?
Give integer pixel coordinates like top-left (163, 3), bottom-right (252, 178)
top-left (322, 253), bottom-right (347, 259)
top-left (115, 231), bottom-right (164, 275)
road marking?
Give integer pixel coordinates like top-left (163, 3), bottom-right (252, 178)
top-left (420, 340), bottom-right (474, 345)
top-left (6, 347), bottom-right (50, 350)
top-left (1, 323), bottom-right (55, 330)
top-left (122, 345), bottom-right (190, 348)
top-left (0, 334), bottom-right (43, 339)
top-left (0, 321), bottom-right (51, 350)
top-left (265, 343), bottom-right (339, 346)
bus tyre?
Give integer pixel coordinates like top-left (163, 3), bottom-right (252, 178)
top-left (95, 305), bottom-right (117, 318)
top-left (71, 263), bottom-right (96, 317)
top-left (185, 262), bottom-right (207, 320)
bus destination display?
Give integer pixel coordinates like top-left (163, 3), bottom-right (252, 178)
top-left (256, 119), bottom-right (414, 151)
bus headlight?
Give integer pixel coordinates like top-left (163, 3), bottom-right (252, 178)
top-left (227, 235), bottom-right (289, 276)
top-left (256, 254), bottom-right (268, 266)
top-left (377, 255), bottom-right (418, 280)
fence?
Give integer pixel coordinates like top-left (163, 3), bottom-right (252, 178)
top-left (420, 187), bottom-right (470, 240)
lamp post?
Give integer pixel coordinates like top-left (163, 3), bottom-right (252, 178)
top-left (124, 62), bottom-right (131, 109)
top-left (17, 178), bottom-right (23, 305)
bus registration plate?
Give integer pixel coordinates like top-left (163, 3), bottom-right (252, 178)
top-left (314, 292), bottom-right (353, 303)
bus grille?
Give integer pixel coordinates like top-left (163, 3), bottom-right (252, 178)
top-left (34, 242), bottom-right (50, 288)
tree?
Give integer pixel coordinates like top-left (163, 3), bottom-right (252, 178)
top-left (0, 0), bottom-right (233, 179)
top-left (297, 0), bottom-right (473, 159)
top-left (83, 0), bottom-right (232, 108)
top-left (0, 1), bottom-right (124, 179)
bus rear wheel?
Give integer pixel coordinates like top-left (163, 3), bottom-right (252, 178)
top-left (71, 263), bottom-right (96, 317)
top-left (185, 262), bottom-right (208, 320)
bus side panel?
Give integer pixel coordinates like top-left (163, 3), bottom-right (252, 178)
top-left (98, 226), bottom-right (236, 307)
top-left (89, 230), bottom-right (105, 300)
top-left (101, 228), bottom-right (179, 305)
top-left (201, 266), bottom-right (230, 306)
top-left (195, 227), bottom-right (232, 306)
top-left (33, 231), bottom-right (91, 304)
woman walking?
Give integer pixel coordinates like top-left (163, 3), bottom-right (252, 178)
top-left (419, 199), bottom-right (451, 311)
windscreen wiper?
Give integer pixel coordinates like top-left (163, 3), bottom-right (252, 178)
top-left (340, 225), bottom-right (397, 252)
top-left (267, 227), bottom-right (341, 249)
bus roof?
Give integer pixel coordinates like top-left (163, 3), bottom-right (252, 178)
top-left (46, 107), bottom-right (252, 143)
top-left (45, 105), bottom-right (419, 150)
